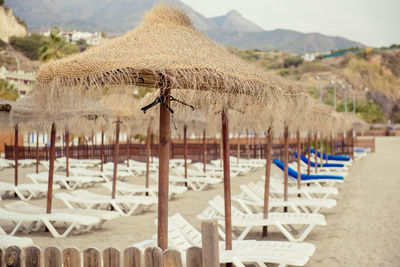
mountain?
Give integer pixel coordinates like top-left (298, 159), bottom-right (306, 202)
top-left (4, 0), bottom-right (364, 53)
top-left (0, 5), bottom-right (26, 42)
top-left (211, 9), bottom-right (264, 32)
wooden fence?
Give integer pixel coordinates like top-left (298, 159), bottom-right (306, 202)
top-left (0, 220), bottom-right (220, 267)
top-left (4, 137), bottom-right (356, 163)
top-left (354, 137), bottom-right (375, 152)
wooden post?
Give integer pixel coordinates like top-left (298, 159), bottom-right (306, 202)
top-left (253, 133), bottom-right (257, 159)
top-left (91, 132), bottom-right (95, 159)
top-left (127, 135), bottom-right (131, 167)
top-left (307, 134), bottom-right (311, 176)
top-left (236, 132), bottom-right (240, 164)
top-left (150, 133), bottom-right (154, 163)
top-left (283, 126), bottom-right (289, 212)
top-left (101, 131), bottom-right (104, 172)
top-left (36, 132), bottom-right (39, 174)
top-left (262, 127), bottom-right (272, 237)
top-left (341, 132), bottom-right (345, 155)
top-left (14, 124), bottom-right (18, 186)
top-left (325, 137), bottom-right (329, 164)
top-left (65, 128), bottom-right (69, 177)
top-left (296, 131), bottom-right (301, 190)
top-left (314, 133), bottom-right (318, 173)
top-left (47, 122), bottom-right (56, 214)
top-left (246, 130), bottom-right (249, 160)
top-left (146, 126), bottom-right (151, 194)
top-left (184, 125), bottom-right (188, 187)
top-left (158, 85), bottom-right (171, 251)
top-left (320, 137), bottom-right (324, 168)
top-left (330, 134), bottom-right (334, 155)
top-left (112, 120), bottom-right (121, 199)
top-left (202, 129), bottom-right (206, 173)
top-left (221, 109), bottom-right (232, 253)
top-left (201, 220), bottom-right (219, 267)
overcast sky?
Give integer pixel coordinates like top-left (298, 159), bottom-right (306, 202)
top-left (180, 0), bottom-right (400, 47)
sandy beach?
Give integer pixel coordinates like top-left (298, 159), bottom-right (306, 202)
top-left (1, 136), bottom-right (400, 266)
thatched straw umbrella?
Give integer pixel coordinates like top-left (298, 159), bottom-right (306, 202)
top-left (12, 92), bottom-right (111, 213)
top-left (34, 3), bottom-right (304, 250)
top-left (101, 91), bottom-right (137, 199)
top-left (0, 99), bottom-right (16, 186)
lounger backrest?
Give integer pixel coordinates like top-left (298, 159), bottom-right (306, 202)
top-left (170, 213), bottom-right (202, 247)
top-left (209, 195), bottom-right (245, 219)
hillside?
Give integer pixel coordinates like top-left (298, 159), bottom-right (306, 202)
top-left (4, 0), bottom-right (364, 53)
top-left (0, 5), bottom-right (26, 42)
top-left (228, 47), bottom-right (400, 122)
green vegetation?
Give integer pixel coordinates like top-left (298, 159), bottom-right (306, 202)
top-left (283, 56), bottom-right (303, 68)
top-left (76, 39), bottom-right (88, 52)
top-left (0, 0), bottom-right (4, 6)
top-left (0, 39), bottom-right (6, 50)
top-left (39, 32), bottom-right (79, 61)
top-left (0, 79), bottom-right (19, 101)
top-left (337, 100), bottom-right (385, 124)
top-left (10, 31), bottom-right (80, 61)
top-left (9, 33), bottom-right (47, 60)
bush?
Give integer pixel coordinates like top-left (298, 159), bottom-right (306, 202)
top-left (337, 100), bottom-right (385, 123)
top-left (283, 56), bottom-right (303, 68)
top-left (9, 34), bottom-right (47, 60)
top-left (0, 79), bottom-right (19, 101)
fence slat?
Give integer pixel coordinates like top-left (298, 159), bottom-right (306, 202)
top-left (201, 220), bottom-right (219, 267)
top-left (123, 247), bottom-right (141, 267)
top-left (5, 246), bottom-right (21, 267)
top-left (144, 247), bottom-right (162, 267)
top-left (83, 248), bottom-right (101, 267)
top-left (103, 247), bottom-right (120, 267)
top-left (24, 246), bottom-right (41, 267)
top-left (186, 247), bottom-right (201, 267)
top-left (44, 246), bottom-right (61, 267)
top-left (162, 249), bottom-right (182, 267)
top-left (63, 247), bottom-right (81, 267)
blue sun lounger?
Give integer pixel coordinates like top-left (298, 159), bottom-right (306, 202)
top-left (308, 148), bottom-right (350, 161)
top-left (294, 152), bottom-right (345, 168)
top-left (273, 159), bottom-right (344, 181)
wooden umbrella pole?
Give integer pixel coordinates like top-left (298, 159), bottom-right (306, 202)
top-left (314, 133), bottom-right (318, 173)
top-left (341, 132), bottom-right (345, 155)
top-left (219, 134), bottom-right (223, 167)
top-left (101, 131), bottom-right (104, 172)
top-left (330, 134), bottom-right (334, 155)
top-left (184, 125), bottom-right (188, 187)
top-left (14, 124), bottom-right (18, 186)
top-left (221, 109), bottom-right (232, 252)
top-left (46, 123), bottom-right (56, 214)
top-left (253, 133), bottom-right (257, 159)
top-left (246, 130), bottom-right (249, 159)
top-left (111, 120), bottom-right (121, 199)
top-left (262, 127), bottom-right (272, 237)
top-left (150, 133), bottom-right (154, 163)
top-left (296, 131), bottom-right (301, 190)
top-left (146, 126), bottom-right (151, 194)
top-left (65, 128), bottom-right (69, 177)
top-left (36, 132), bottom-right (39, 174)
top-left (325, 137), bottom-right (329, 163)
top-left (158, 85), bottom-right (171, 251)
top-left (320, 136), bottom-right (324, 168)
top-left (91, 132), bottom-right (95, 159)
top-left (236, 132), bottom-right (240, 164)
top-left (283, 126), bottom-right (289, 212)
top-left (202, 129), bottom-right (206, 173)
top-left (127, 135), bottom-right (130, 167)
top-left (307, 134), bottom-right (311, 176)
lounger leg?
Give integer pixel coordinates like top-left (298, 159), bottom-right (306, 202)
top-left (237, 226), bottom-right (252, 240)
top-left (296, 224), bottom-right (316, 242)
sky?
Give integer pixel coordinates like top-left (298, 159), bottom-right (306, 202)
top-left (180, 0), bottom-right (400, 47)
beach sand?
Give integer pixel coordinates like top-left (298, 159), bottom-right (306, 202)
top-left (1, 136), bottom-right (399, 266)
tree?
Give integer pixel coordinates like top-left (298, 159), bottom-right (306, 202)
top-left (0, 0), bottom-right (4, 6)
top-left (76, 39), bottom-right (88, 52)
top-left (9, 33), bottom-right (47, 60)
top-left (39, 32), bottom-right (79, 61)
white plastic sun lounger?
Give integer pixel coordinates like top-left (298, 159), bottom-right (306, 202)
top-left (27, 172), bottom-right (103, 191)
top-left (289, 162), bottom-right (348, 177)
top-left (170, 213), bottom-right (315, 267)
top-left (0, 235), bottom-right (33, 248)
top-left (135, 213), bottom-right (315, 267)
top-left (198, 195), bottom-right (326, 242)
top-left (70, 167), bottom-right (130, 182)
top-left (169, 159), bottom-right (192, 168)
top-left (40, 160), bottom-right (65, 171)
top-left (18, 159), bottom-right (37, 167)
top-left (125, 159), bottom-right (158, 172)
top-left (103, 162), bottom-right (136, 176)
top-left (0, 208), bottom-right (100, 238)
top-left (101, 181), bottom-right (187, 199)
top-left (253, 179), bottom-right (338, 200)
top-left (151, 174), bottom-right (221, 191)
top-left (55, 189), bottom-right (156, 216)
top-left (56, 157), bottom-right (100, 168)
top-left (233, 184), bottom-right (336, 214)
top-left (0, 181), bottom-right (61, 201)
top-left (5, 201), bottom-right (119, 230)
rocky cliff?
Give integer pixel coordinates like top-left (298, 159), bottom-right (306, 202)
top-left (0, 6), bottom-right (26, 42)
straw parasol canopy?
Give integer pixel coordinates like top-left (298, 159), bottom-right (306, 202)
top-left (34, 3), bottom-right (307, 111)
